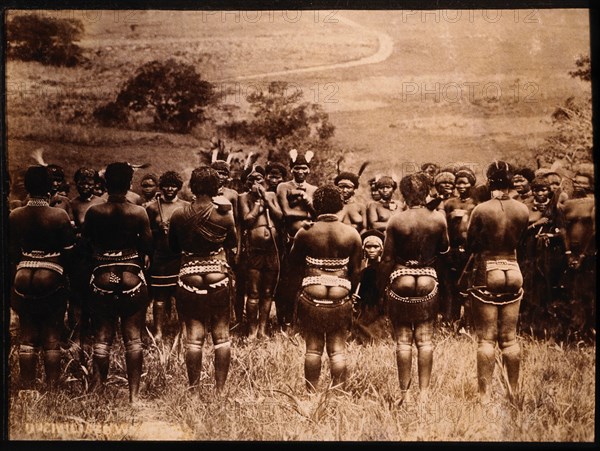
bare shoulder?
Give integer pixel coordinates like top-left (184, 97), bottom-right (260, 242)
top-left (264, 191), bottom-right (278, 202)
top-left (145, 199), bottom-right (159, 213)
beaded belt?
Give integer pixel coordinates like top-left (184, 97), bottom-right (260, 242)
top-left (299, 290), bottom-right (350, 306)
top-left (179, 259), bottom-right (229, 276)
top-left (182, 248), bottom-right (224, 258)
top-left (22, 250), bottom-right (61, 259)
top-left (301, 275), bottom-right (351, 291)
top-left (94, 250), bottom-right (139, 262)
top-left (389, 267), bottom-right (437, 282)
top-left (485, 259), bottom-right (520, 272)
top-left (469, 287), bottom-right (523, 306)
top-left (387, 283), bottom-right (439, 304)
top-left (306, 256), bottom-right (349, 271)
top-left (17, 260), bottom-right (64, 276)
top-left (178, 277), bottom-right (229, 295)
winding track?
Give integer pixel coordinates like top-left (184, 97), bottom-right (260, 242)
top-left (224, 14), bottom-right (394, 81)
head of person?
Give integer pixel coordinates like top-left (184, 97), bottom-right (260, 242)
top-left (244, 165), bottom-right (266, 193)
top-left (375, 176), bottom-right (397, 201)
top-left (368, 177), bottom-right (381, 201)
top-left (512, 167), bottom-right (535, 194)
top-left (434, 171), bottom-right (456, 197)
top-left (94, 176), bottom-right (106, 197)
top-left (455, 168), bottom-right (476, 197)
top-left (572, 168), bottom-right (594, 197)
top-left (543, 171), bottom-right (562, 194)
top-left (46, 164), bottom-right (65, 195)
top-left (159, 171), bottom-right (183, 201)
top-left (140, 173), bottom-right (159, 200)
top-left (24, 165), bottom-right (52, 198)
top-left (400, 172), bottom-right (430, 207)
top-left (211, 160), bottom-right (231, 188)
top-left (74, 167), bottom-right (99, 199)
top-left (486, 161), bottom-right (514, 191)
top-left (190, 166), bottom-right (220, 198)
top-left (531, 176), bottom-right (550, 203)
top-left (265, 161), bottom-right (287, 191)
top-left (312, 184), bottom-right (344, 216)
top-left (421, 163), bottom-right (439, 184)
top-left (361, 230), bottom-right (384, 261)
top-left (104, 162), bottom-right (134, 195)
top-left (289, 149), bottom-right (313, 183)
top-left (334, 171), bottom-right (359, 202)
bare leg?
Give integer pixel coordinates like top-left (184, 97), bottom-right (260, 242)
top-left (212, 288), bottom-right (231, 392)
top-left (304, 329), bottom-right (325, 392)
top-left (471, 296), bottom-right (498, 402)
top-left (122, 305), bottom-right (146, 403)
top-left (183, 317), bottom-right (205, 388)
top-left (326, 329), bottom-right (348, 388)
top-left (498, 299), bottom-right (522, 395)
top-left (153, 300), bottom-right (167, 342)
top-left (18, 312), bottom-right (39, 388)
top-left (414, 319), bottom-right (434, 392)
top-left (393, 323), bottom-right (414, 392)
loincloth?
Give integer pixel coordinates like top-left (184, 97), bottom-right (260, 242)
top-left (296, 289), bottom-right (352, 334)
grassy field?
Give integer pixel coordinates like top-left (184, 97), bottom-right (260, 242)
top-left (5, 8), bottom-right (595, 442)
top-left (7, 322), bottom-right (595, 441)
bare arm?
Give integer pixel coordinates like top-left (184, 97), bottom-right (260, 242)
top-left (168, 210), bottom-right (181, 255)
top-left (378, 221), bottom-right (396, 296)
top-left (264, 191), bottom-right (283, 221)
top-left (465, 207), bottom-right (482, 255)
top-left (348, 232), bottom-right (363, 292)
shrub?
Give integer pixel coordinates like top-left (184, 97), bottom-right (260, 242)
top-left (7, 14), bottom-right (86, 67)
top-left (96, 59), bottom-right (215, 133)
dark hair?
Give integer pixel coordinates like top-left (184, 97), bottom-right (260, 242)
top-left (265, 161), bottom-right (287, 178)
top-left (105, 162), bottom-right (134, 194)
top-left (211, 160), bottom-right (230, 174)
top-left (159, 171), bottom-right (183, 189)
top-left (190, 166), bottom-right (220, 197)
top-left (455, 169), bottom-right (476, 186)
top-left (513, 167), bottom-right (535, 183)
top-left (400, 173), bottom-right (430, 207)
top-left (334, 171), bottom-right (359, 188)
top-left (141, 173), bottom-right (159, 184)
top-left (46, 164), bottom-right (65, 182)
top-left (74, 167), bottom-right (98, 184)
top-left (531, 176), bottom-right (550, 190)
top-left (313, 184), bottom-right (343, 215)
top-left (24, 165), bottom-right (52, 196)
top-left (375, 176), bottom-right (397, 190)
top-left (486, 161), bottom-right (513, 190)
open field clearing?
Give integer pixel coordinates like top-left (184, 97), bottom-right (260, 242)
top-left (7, 326), bottom-right (596, 441)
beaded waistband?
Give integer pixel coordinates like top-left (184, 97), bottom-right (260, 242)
top-left (94, 249), bottom-right (139, 262)
top-left (22, 250), bottom-right (60, 259)
top-left (305, 256), bottom-right (349, 271)
top-left (17, 260), bottom-right (64, 276)
top-left (299, 290), bottom-right (350, 306)
top-left (302, 275), bottom-right (351, 291)
top-left (387, 283), bottom-right (439, 304)
top-left (179, 259), bottom-right (230, 276)
top-left (390, 267), bottom-right (437, 282)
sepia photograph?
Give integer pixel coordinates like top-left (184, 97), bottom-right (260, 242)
top-left (3, 6), bottom-right (595, 442)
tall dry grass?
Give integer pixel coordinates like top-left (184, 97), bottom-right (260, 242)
top-left (7, 320), bottom-right (595, 441)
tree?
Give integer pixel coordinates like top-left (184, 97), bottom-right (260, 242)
top-left (95, 59), bottom-right (215, 133)
top-left (245, 81), bottom-right (335, 145)
top-left (7, 14), bottom-right (86, 67)
top-left (535, 55), bottom-right (593, 177)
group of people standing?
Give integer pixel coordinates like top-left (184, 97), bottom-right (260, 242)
top-left (9, 147), bottom-right (595, 403)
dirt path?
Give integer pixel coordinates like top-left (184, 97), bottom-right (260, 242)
top-left (223, 14), bottom-right (394, 81)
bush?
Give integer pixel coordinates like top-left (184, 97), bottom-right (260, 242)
top-left (96, 59), bottom-right (215, 133)
top-left (7, 14), bottom-right (86, 67)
